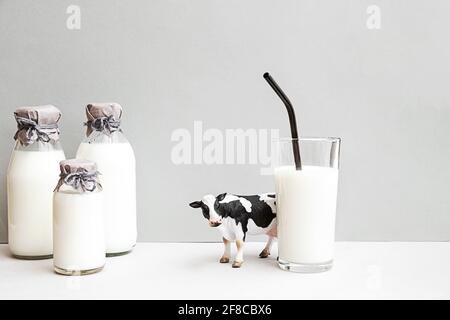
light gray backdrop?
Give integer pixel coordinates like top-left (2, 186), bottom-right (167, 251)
top-left (1, 0), bottom-right (449, 243)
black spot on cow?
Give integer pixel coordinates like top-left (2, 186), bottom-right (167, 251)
top-left (201, 203), bottom-right (210, 219)
top-left (214, 193), bottom-right (276, 239)
top-left (239, 195), bottom-right (276, 228)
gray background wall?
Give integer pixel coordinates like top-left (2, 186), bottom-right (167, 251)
top-left (0, 0), bottom-right (449, 243)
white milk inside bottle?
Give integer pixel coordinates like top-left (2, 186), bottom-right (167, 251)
top-left (76, 103), bottom-right (137, 256)
top-left (53, 159), bottom-right (105, 275)
top-left (7, 105), bottom-right (65, 259)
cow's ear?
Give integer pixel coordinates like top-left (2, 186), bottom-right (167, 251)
top-left (216, 193), bottom-right (227, 201)
top-left (189, 201), bottom-right (202, 208)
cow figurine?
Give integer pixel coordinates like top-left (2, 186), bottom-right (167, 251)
top-left (189, 192), bottom-right (277, 268)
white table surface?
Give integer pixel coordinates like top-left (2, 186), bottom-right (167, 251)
top-left (1, 242), bottom-right (449, 300)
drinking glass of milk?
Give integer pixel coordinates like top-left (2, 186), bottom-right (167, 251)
top-left (53, 159), bottom-right (105, 275)
top-left (7, 105), bottom-right (66, 259)
top-left (76, 103), bottom-right (137, 256)
top-left (275, 137), bottom-right (340, 273)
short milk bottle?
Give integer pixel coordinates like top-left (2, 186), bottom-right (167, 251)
top-left (76, 103), bottom-right (137, 256)
top-left (53, 159), bottom-right (105, 275)
top-left (7, 105), bottom-right (65, 259)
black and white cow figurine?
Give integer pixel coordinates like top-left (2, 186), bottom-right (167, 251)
top-left (189, 193), bottom-right (277, 268)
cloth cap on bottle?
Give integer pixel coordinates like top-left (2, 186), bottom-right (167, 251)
top-left (55, 159), bottom-right (102, 192)
top-left (85, 102), bottom-right (123, 136)
top-left (14, 105), bottom-right (61, 146)
top-left (59, 159), bottom-right (98, 175)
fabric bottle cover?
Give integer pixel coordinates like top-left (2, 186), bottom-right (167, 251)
top-left (14, 105), bottom-right (61, 146)
top-left (85, 102), bottom-right (123, 136)
top-left (55, 159), bottom-right (102, 192)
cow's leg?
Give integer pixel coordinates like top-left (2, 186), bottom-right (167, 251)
top-left (232, 240), bottom-right (244, 268)
top-left (220, 237), bottom-right (231, 263)
top-left (259, 236), bottom-right (274, 258)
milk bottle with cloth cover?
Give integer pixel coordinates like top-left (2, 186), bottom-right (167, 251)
top-left (76, 103), bottom-right (137, 256)
top-left (7, 105), bottom-right (65, 259)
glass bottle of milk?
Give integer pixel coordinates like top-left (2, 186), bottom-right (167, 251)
top-left (53, 159), bottom-right (105, 275)
top-left (275, 137), bottom-right (340, 273)
top-left (76, 103), bottom-right (137, 256)
top-left (7, 105), bottom-right (66, 259)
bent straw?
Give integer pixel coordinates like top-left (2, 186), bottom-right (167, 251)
top-left (263, 72), bottom-right (302, 170)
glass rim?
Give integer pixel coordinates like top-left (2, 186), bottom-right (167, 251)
top-left (274, 136), bottom-right (341, 143)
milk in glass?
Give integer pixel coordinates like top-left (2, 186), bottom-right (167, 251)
top-left (275, 138), bottom-right (340, 273)
top-left (7, 105), bottom-right (65, 259)
top-left (275, 166), bottom-right (339, 264)
top-left (53, 159), bottom-right (105, 275)
top-left (76, 103), bottom-right (136, 256)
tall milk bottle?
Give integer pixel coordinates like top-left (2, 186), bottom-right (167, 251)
top-left (76, 103), bottom-right (137, 256)
top-left (7, 105), bottom-right (66, 259)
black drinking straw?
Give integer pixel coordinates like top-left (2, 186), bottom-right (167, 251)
top-left (263, 72), bottom-right (302, 170)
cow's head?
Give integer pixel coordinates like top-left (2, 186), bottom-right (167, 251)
top-left (189, 193), bottom-right (227, 227)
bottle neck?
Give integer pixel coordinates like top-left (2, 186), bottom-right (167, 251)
top-left (83, 130), bottom-right (128, 144)
top-left (14, 140), bottom-right (63, 152)
top-left (55, 183), bottom-right (102, 194)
